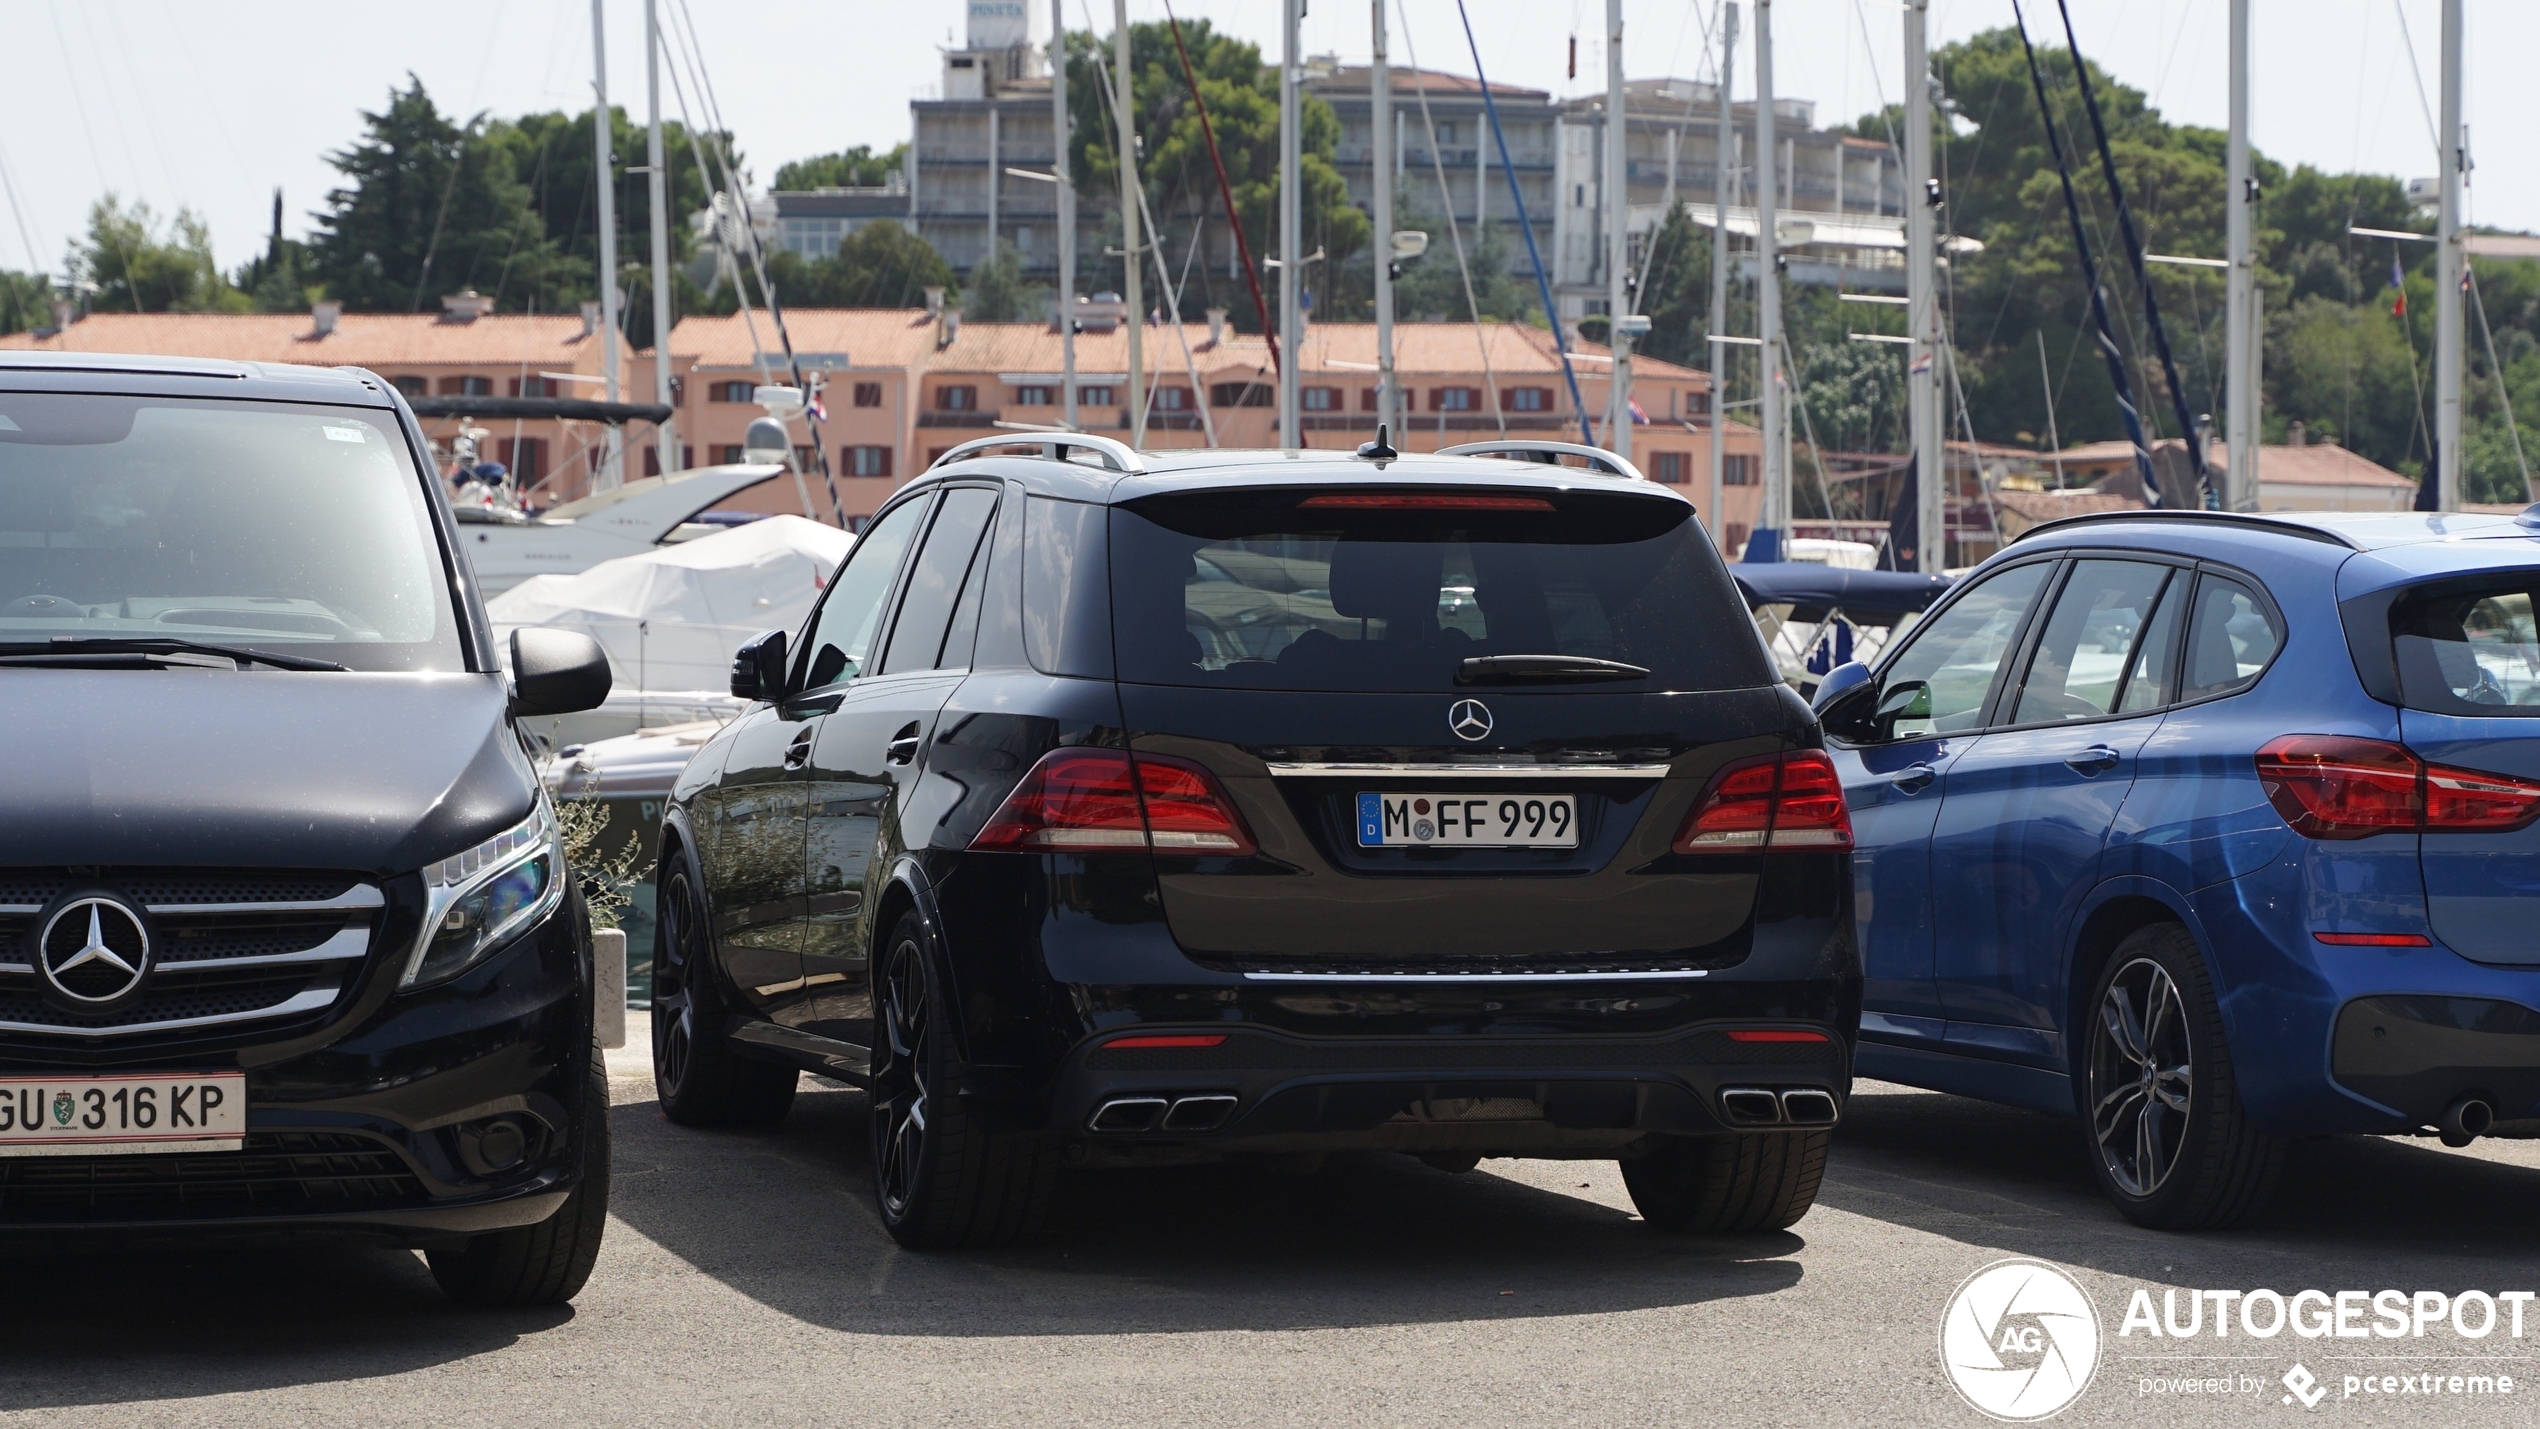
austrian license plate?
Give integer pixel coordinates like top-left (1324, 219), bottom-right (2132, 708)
top-left (1357, 792), bottom-right (1579, 848)
top-left (0, 1072), bottom-right (246, 1156)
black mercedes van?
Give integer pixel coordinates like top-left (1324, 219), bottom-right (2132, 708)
top-left (657, 432), bottom-right (1859, 1248)
top-left (0, 353), bottom-right (613, 1306)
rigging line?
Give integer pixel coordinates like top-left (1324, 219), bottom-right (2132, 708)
top-left (2393, 239), bottom-right (2432, 471)
top-left (48, 5), bottom-right (138, 311)
top-left (2390, 0), bottom-right (2443, 158)
top-left (1161, 1), bottom-right (1279, 375)
top-left (0, 136), bottom-right (43, 273)
top-left (1779, 328), bottom-right (1839, 530)
top-left (1631, 0), bottom-right (1721, 309)
top-left (1452, 0), bottom-right (1594, 448)
top-left (94, 4), bottom-right (189, 213)
top-left (672, 1), bottom-right (844, 524)
top-left (1944, 340), bottom-right (2003, 548)
top-left (1851, 0), bottom-right (1902, 156)
top-left (2468, 262), bottom-right (2534, 503)
top-left (1084, 32), bottom-right (1217, 445)
top-left (1396, 2), bottom-right (1507, 438)
top-left (2007, 0), bottom-right (2160, 505)
top-left (410, 111), bottom-right (486, 313)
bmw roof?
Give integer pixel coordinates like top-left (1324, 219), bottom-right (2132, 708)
top-left (2015, 506), bottom-right (2540, 552)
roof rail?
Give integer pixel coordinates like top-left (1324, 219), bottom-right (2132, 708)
top-left (2010, 507), bottom-right (2361, 550)
top-left (927, 432), bottom-right (1145, 474)
top-left (1436, 440), bottom-right (1648, 482)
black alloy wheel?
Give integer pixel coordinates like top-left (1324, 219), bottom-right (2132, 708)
top-left (2077, 923), bottom-right (2284, 1230)
top-left (865, 911), bottom-right (1057, 1248)
top-left (2087, 956), bottom-right (2192, 1198)
top-left (651, 856), bottom-right (795, 1127)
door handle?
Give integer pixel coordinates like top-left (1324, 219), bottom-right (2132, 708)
top-left (885, 722), bottom-right (923, 765)
top-left (784, 730), bottom-right (814, 770)
top-left (2066, 744), bottom-right (2121, 776)
top-left (1891, 763), bottom-right (1936, 794)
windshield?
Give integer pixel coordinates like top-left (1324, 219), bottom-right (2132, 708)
top-left (1109, 486), bottom-right (1769, 693)
top-left (0, 392), bottom-right (463, 671)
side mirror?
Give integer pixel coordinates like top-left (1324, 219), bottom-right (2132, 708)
top-left (730, 628), bottom-right (788, 701)
top-left (1810, 660), bottom-right (1874, 714)
top-left (509, 627), bottom-right (613, 717)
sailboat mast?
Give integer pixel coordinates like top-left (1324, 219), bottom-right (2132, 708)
top-left (1906, 0), bottom-right (1941, 569)
top-left (1052, 0), bottom-right (1077, 431)
top-left (646, 0), bottom-right (677, 475)
top-left (1113, 0), bottom-right (1144, 448)
top-left (2435, 0), bottom-right (2465, 511)
top-left (1605, 0), bottom-right (1631, 459)
top-left (591, 0), bottom-right (623, 492)
top-left (1754, 0), bottom-right (1784, 558)
top-left (1708, 3), bottom-right (1736, 537)
top-left (1279, 0), bottom-right (1303, 449)
top-left (1373, 1), bottom-right (1397, 437)
top-left (2225, 0), bottom-right (2255, 511)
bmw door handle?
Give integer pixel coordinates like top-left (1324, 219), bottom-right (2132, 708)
top-left (784, 730), bottom-right (815, 770)
top-left (2066, 744), bottom-right (2121, 776)
top-left (1891, 763), bottom-right (1936, 794)
top-left (885, 722), bottom-right (923, 765)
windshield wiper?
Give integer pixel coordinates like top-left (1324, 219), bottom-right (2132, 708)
top-left (1457, 654), bottom-right (1651, 685)
top-left (0, 637), bottom-right (348, 672)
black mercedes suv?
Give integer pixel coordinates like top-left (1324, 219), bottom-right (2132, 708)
top-left (0, 354), bottom-right (614, 1305)
top-left (656, 432), bottom-right (1857, 1247)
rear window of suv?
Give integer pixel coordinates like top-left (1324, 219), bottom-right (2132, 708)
top-left (2393, 577), bottom-right (2540, 714)
top-left (1109, 486), bottom-right (1769, 692)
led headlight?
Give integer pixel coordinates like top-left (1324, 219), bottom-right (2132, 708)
top-left (401, 800), bottom-right (567, 990)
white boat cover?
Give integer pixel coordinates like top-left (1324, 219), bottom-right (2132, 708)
top-left (488, 514), bottom-right (852, 692)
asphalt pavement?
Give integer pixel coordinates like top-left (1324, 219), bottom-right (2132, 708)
top-left (4, 1014), bottom-right (2537, 1428)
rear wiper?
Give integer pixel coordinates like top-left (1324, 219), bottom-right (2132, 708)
top-left (0, 637), bottom-right (349, 672)
top-left (1457, 654), bottom-right (1651, 685)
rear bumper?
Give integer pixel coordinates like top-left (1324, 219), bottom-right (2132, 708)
top-left (1042, 1018), bottom-right (1850, 1155)
top-left (2331, 995), bottom-right (2540, 1127)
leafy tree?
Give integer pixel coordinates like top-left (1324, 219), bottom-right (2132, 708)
top-left (234, 189), bottom-right (318, 312)
top-left (487, 105), bottom-right (722, 318)
top-left (0, 270), bottom-right (53, 336)
top-left (67, 196), bottom-right (248, 314)
top-left (961, 239), bottom-right (1043, 322)
top-left (772, 144), bottom-right (906, 191)
top-left (746, 220), bottom-right (954, 309)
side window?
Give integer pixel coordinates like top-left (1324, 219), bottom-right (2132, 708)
top-left (797, 495), bottom-right (929, 693)
top-left (1874, 561), bottom-right (2052, 738)
top-left (1025, 496), bottom-right (1112, 678)
top-left (2009, 560), bottom-right (2174, 724)
top-left (2393, 584), bottom-right (2540, 713)
top-left (2115, 576), bottom-right (2187, 713)
top-left (2180, 573), bottom-right (2281, 702)
top-left (878, 488), bottom-right (999, 674)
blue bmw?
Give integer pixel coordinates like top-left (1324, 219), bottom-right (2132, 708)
top-left (1815, 508), bottom-right (2540, 1229)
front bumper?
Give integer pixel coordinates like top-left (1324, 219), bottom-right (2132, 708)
top-left (0, 895), bottom-right (592, 1243)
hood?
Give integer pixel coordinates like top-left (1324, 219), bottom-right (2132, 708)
top-left (0, 669), bottom-right (535, 873)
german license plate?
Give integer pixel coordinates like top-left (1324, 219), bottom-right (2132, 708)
top-left (1357, 792), bottom-right (1578, 848)
top-left (0, 1072), bottom-right (246, 1156)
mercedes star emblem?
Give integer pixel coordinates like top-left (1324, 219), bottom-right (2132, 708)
top-left (34, 894), bottom-right (154, 1010)
top-left (1448, 698), bottom-right (1495, 743)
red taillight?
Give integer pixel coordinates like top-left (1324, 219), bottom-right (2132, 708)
top-left (1297, 493), bottom-right (1556, 511)
top-left (2313, 932), bottom-right (2433, 947)
top-left (1673, 750), bottom-right (1854, 854)
top-left (1103, 1034), bottom-right (1230, 1049)
top-left (970, 749), bottom-right (1258, 856)
top-left (2255, 735), bottom-right (2540, 839)
top-left (1725, 1029), bottom-right (1831, 1043)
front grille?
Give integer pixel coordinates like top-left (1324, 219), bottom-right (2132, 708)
top-left (0, 970), bottom-right (338, 1031)
top-left (0, 869), bottom-right (359, 909)
top-left (154, 919), bottom-right (346, 965)
top-left (0, 1132), bottom-right (425, 1223)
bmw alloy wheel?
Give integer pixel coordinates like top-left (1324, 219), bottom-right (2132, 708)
top-left (2088, 957), bottom-right (2193, 1197)
top-left (871, 934), bottom-right (931, 1220)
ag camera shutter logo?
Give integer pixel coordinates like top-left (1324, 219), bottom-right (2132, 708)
top-left (1939, 1258), bottom-right (2103, 1421)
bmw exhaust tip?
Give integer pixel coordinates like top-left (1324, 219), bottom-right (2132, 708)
top-left (1161, 1094), bottom-right (1239, 1133)
top-left (1089, 1096), bottom-right (1169, 1133)
top-left (1778, 1088), bottom-right (1840, 1127)
top-left (1718, 1088), bottom-right (1785, 1126)
top-left (2440, 1095), bottom-right (2494, 1148)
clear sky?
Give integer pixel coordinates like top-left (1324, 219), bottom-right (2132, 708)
top-left (0, 1), bottom-right (2524, 281)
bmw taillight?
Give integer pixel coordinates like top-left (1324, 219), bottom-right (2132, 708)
top-left (969, 749), bottom-right (1258, 856)
top-left (1673, 750), bottom-right (1854, 854)
top-left (2256, 734), bottom-right (2540, 839)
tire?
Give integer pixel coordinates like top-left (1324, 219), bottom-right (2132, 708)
top-left (868, 911), bottom-right (1057, 1249)
top-left (2080, 922), bottom-right (2285, 1231)
top-left (429, 1027), bottom-right (612, 1307)
top-left (651, 854), bottom-right (797, 1128)
top-left (1622, 1129), bottom-right (1829, 1233)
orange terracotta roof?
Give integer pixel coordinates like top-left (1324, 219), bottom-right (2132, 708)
top-left (0, 311), bottom-right (604, 370)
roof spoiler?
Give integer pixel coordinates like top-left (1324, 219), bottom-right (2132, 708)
top-left (2010, 508), bottom-right (2360, 550)
top-left (1437, 440), bottom-right (1648, 482)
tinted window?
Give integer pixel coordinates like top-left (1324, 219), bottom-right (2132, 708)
top-left (2011, 560), bottom-right (2174, 724)
top-left (1108, 488), bottom-right (1767, 693)
top-left (1878, 561), bottom-right (2051, 736)
top-left (2393, 580), bottom-right (2540, 714)
top-left (0, 393), bottom-right (459, 671)
top-left (1023, 496), bottom-right (1111, 678)
top-left (2116, 576), bottom-right (2186, 713)
top-left (2180, 574), bottom-right (2280, 701)
top-left (879, 487), bottom-right (998, 674)
top-left (798, 495), bottom-right (927, 691)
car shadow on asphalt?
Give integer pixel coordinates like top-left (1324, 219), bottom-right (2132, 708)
top-left (1818, 1081), bottom-right (2540, 1284)
top-left (609, 1082), bottom-right (1806, 1336)
top-left (0, 1241), bottom-right (567, 1408)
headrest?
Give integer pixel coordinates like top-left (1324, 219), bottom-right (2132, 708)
top-left (1327, 541), bottom-right (1438, 621)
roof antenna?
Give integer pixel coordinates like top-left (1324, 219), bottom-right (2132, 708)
top-left (1356, 423), bottom-right (1399, 466)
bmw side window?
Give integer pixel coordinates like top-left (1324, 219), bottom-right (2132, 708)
top-left (797, 496), bottom-right (929, 693)
top-left (1868, 561), bottom-right (2052, 739)
top-left (2178, 573), bottom-right (2281, 702)
top-left (2114, 575), bottom-right (2187, 713)
top-left (2394, 585), bottom-right (2540, 712)
top-left (2009, 560), bottom-right (2173, 724)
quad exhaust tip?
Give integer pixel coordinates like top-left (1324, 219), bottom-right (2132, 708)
top-left (1090, 1094), bottom-right (1238, 1134)
top-left (1718, 1086), bottom-right (1840, 1128)
top-left (1719, 1088), bottom-right (1784, 1125)
top-left (1779, 1088), bottom-right (1839, 1126)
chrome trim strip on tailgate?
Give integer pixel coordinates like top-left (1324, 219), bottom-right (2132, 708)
top-left (1262, 763), bottom-right (1672, 779)
top-left (1242, 968), bottom-right (1711, 982)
